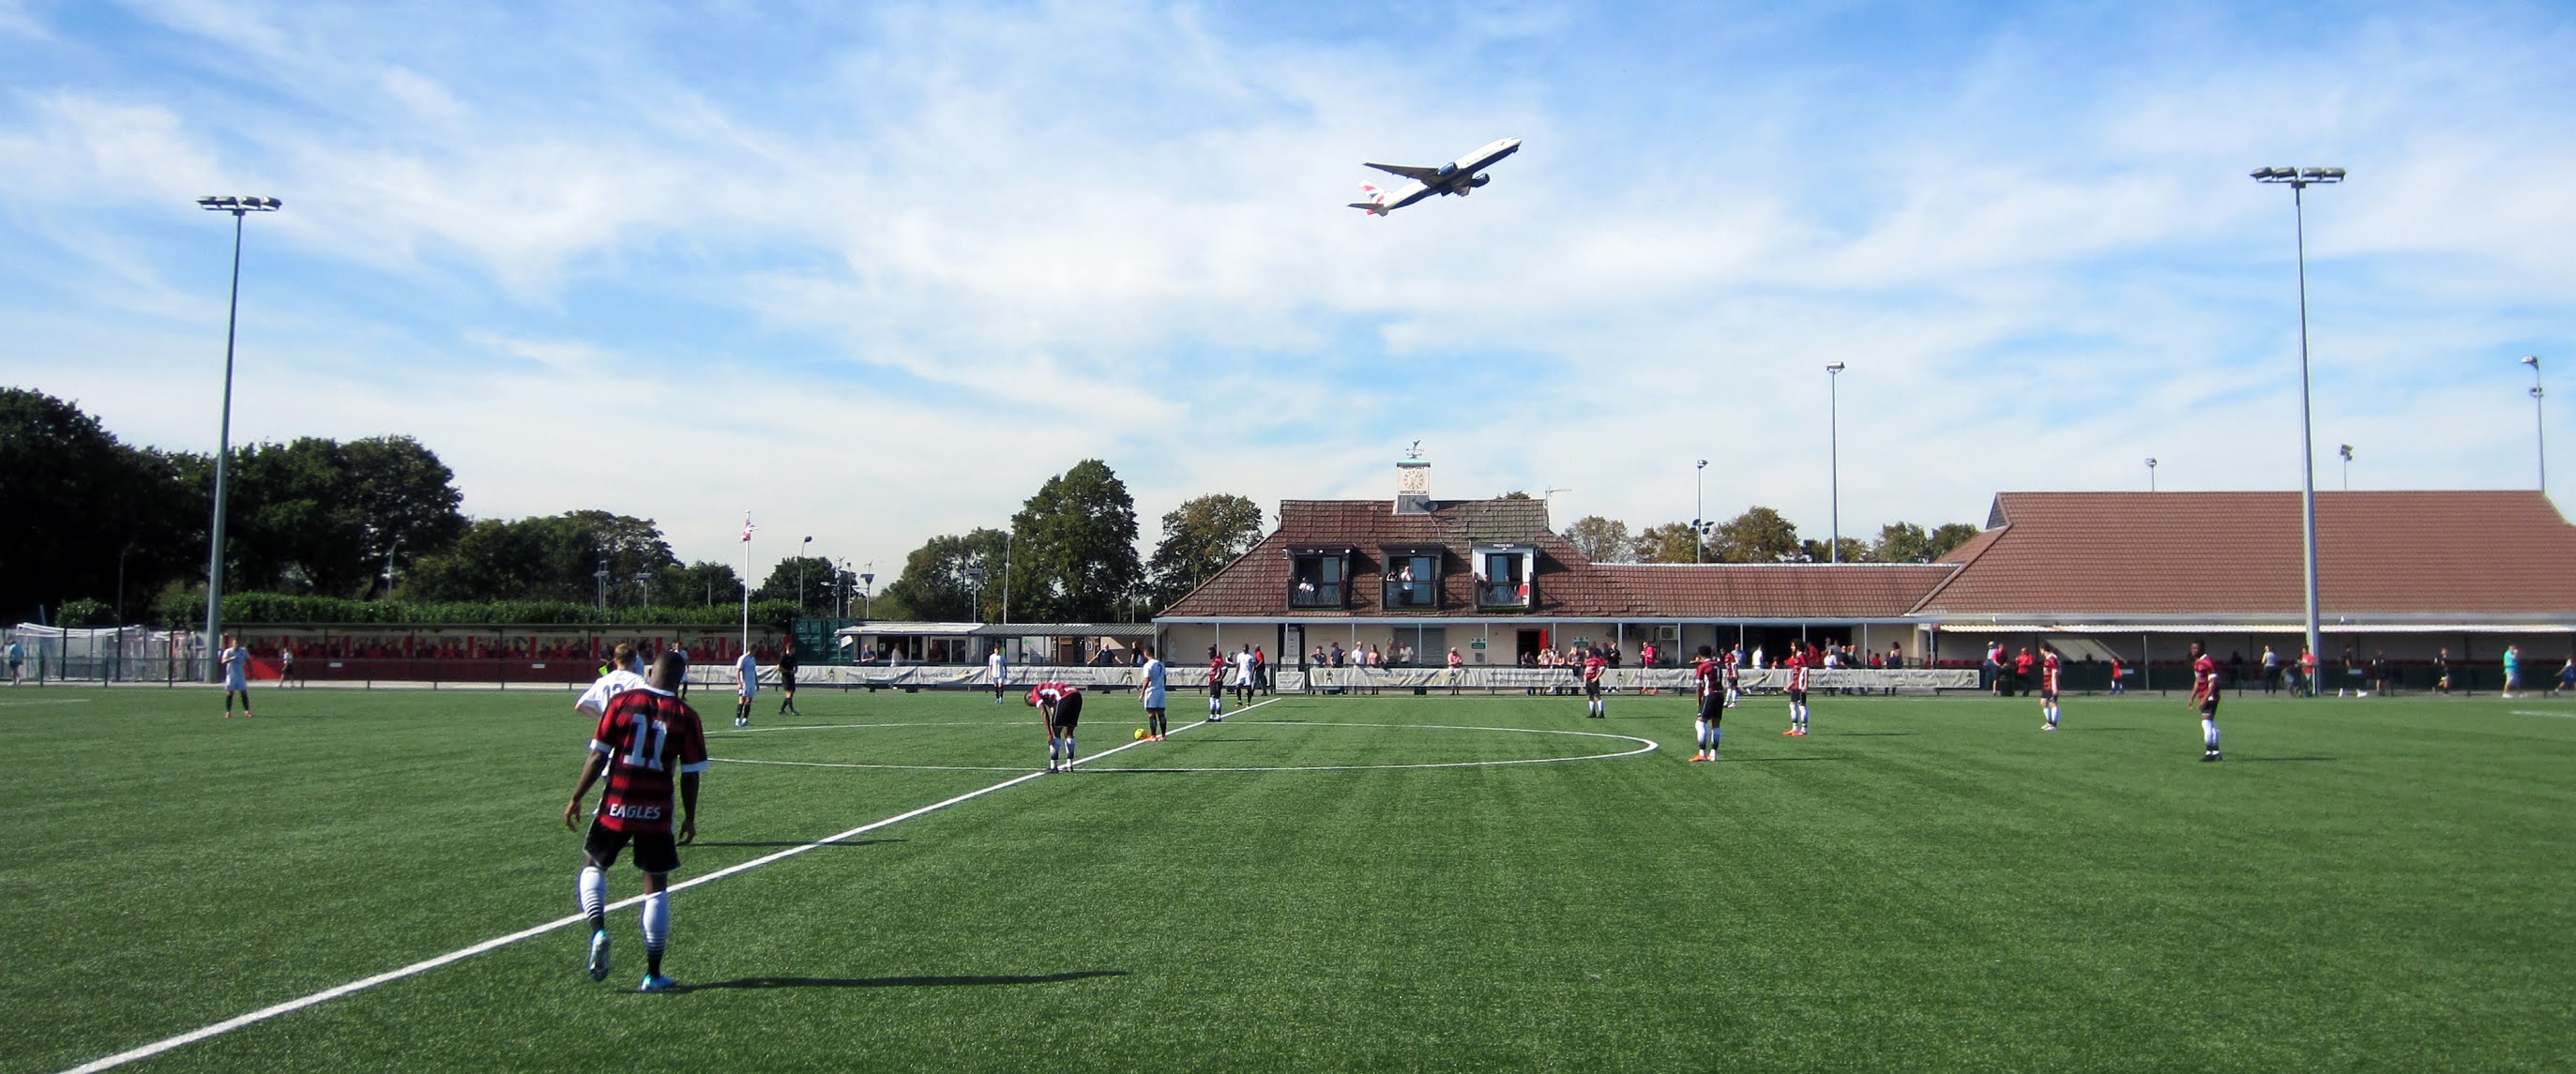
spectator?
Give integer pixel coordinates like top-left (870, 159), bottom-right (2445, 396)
top-left (2261, 645), bottom-right (2281, 694)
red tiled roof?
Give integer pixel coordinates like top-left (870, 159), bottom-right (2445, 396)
top-left (1597, 564), bottom-right (1958, 618)
top-left (1913, 491), bottom-right (2576, 617)
top-left (1162, 499), bottom-right (1656, 618)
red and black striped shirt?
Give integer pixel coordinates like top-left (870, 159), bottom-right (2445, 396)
top-left (589, 688), bottom-right (708, 835)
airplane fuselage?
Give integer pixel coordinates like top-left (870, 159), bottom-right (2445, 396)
top-left (1352, 137), bottom-right (1523, 215)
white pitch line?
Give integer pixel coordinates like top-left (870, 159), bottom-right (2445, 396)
top-left (0, 698), bottom-right (94, 707)
top-left (2511, 709), bottom-right (2576, 719)
top-left (54, 697), bottom-right (1278, 1074)
top-left (721, 721), bottom-right (998, 734)
top-left (1077, 721), bottom-right (1659, 772)
top-left (719, 758), bottom-right (1030, 772)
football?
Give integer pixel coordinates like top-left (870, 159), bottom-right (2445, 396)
top-left (1134, 728), bottom-right (1149, 740)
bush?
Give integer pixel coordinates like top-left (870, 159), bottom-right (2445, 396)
top-left (55, 598), bottom-right (115, 628)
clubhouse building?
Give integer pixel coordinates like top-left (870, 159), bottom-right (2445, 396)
top-left (1155, 456), bottom-right (2576, 686)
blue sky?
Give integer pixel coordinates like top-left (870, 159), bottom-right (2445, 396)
top-left (3, 0), bottom-right (2570, 581)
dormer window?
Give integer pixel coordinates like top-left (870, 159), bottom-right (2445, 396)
top-left (1288, 549), bottom-right (1350, 608)
top-left (1381, 548), bottom-right (1441, 609)
top-left (1473, 545), bottom-right (1535, 609)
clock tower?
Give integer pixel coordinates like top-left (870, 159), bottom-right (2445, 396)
top-left (1395, 442), bottom-right (1432, 515)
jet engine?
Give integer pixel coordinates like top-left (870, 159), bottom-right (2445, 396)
top-left (1469, 174), bottom-right (1491, 188)
top-left (1437, 162), bottom-right (1458, 177)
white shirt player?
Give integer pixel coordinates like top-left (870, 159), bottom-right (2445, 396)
top-left (735, 651), bottom-right (759, 699)
top-left (988, 649), bottom-right (1006, 686)
top-left (575, 655), bottom-right (650, 717)
top-left (1233, 649), bottom-right (1256, 687)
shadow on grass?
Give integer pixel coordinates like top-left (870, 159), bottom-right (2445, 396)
top-left (691, 839), bottom-right (904, 849)
top-left (672, 970), bottom-right (1126, 992)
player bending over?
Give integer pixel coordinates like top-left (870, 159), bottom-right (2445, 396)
top-left (1028, 680), bottom-right (1083, 771)
top-left (733, 648), bottom-right (758, 728)
top-left (1139, 645), bottom-right (1169, 740)
top-left (1205, 647), bottom-right (1226, 720)
top-left (564, 650), bottom-right (707, 992)
top-left (2190, 640), bottom-right (2222, 762)
top-left (1782, 651), bottom-right (1811, 736)
top-left (1581, 648), bottom-right (1609, 719)
top-left (1691, 645), bottom-right (1723, 762)
top-left (2039, 647), bottom-right (2064, 731)
top-left (219, 634), bottom-right (253, 719)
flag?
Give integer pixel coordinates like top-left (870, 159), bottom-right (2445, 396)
top-left (741, 515), bottom-right (757, 543)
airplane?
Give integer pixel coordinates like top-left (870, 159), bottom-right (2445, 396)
top-left (1348, 137), bottom-right (1523, 216)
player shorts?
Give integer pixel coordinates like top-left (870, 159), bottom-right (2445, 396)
top-left (1050, 692), bottom-right (1083, 730)
top-left (736, 680), bottom-right (757, 700)
top-left (585, 818), bottom-right (680, 875)
top-left (1583, 678), bottom-right (1602, 698)
top-left (2040, 688), bottom-right (2058, 702)
top-left (1698, 694), bottom-right (1723, 723)
top-left (1788, 688), bottom-right (1808, 705)
top-left (1142, 686), bottom-right (1166, 710)
top-left (780, 672), bottom-right (796, 690)
top-left (1208, 679), bottom-right (1224, 698)
top-left (2198, 694), bottom-right (2220, 718)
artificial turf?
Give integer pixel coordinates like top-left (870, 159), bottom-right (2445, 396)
top-left (5, 682), bottom-right (2572, 1072)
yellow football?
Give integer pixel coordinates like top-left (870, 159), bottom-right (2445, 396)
top-left (1134, 728), bottom-right (1149, 740)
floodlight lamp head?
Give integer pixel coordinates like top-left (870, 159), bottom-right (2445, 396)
top-left (1826, 361), bottom-right (1847, 372)
top-left (2523, 355), bottom-right (2541, 369)
top-left (2145, 457), bottom-right (2158, 467)
top-left (2339, 445), bottom-right (2353, 461)
top-left (1697, 459), bottom-right (1708, 468)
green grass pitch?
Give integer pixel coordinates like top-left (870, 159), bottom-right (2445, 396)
top-left (6, 682), bottom-right (2573, 1072)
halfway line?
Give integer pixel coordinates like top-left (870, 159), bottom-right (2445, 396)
top-left (56, 697), bottom-right (1278, 1074)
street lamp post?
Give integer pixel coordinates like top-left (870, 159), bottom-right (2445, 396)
top-left (966, 562), bottom-right (985, 625)
top-left (2251, 165), bottom-right (2345, 696)
top-left (860, 566), bottom-right (874, 621)
top-left (2145, 457), bottom-right (2159, 492)
top-left (2524, 355), bottom-right (2547, 493)
top-left (195, 195), bottom-right (280, 680)
top-left (1693, 460), bottom-right (1708, 564)
top-left (1825, 362), bottom-right (1847, 564)
top-left (797, 536), bottom-right (813, 613)
top-left (2339, 445), bottom-right (2354, 491)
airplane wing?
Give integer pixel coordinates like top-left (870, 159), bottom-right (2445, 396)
top-left (1364, 162), bottom-right (1445, 182)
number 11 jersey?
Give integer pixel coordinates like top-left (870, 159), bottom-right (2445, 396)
top-left (590, 687), bottom-right (708, 835)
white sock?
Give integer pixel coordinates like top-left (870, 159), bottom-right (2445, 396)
top-left (578, 866), bottom-right (607, 928)
top-left (1064, 735), bottom-right (1074, 762)
top-left (2203, 719), bottom-right (2220, 749)
top-left (641, 891), bottom-right (669, 959)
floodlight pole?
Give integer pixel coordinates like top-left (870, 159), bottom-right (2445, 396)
top-left (1693, 460), bottom-right (1707, 564)
top-left (196, 195), bottom-right (280, 681)
top-left (798, 536), bottom-right (813, 613)
top-left (2525, 356), bottom-right (2547, 493)
top-left (2252, 166), bottom-right (2343, 695)
top-left (1826, 362), bottom-right (1847, 564)
top-left (2145, 458), bottom-right (2158, 492)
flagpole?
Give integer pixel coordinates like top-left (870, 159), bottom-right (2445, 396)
top-left (740, 513), bottom-right (752, 658)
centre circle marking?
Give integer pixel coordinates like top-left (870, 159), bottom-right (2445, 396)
top-left (709, 719), bottom-right (1659, 773)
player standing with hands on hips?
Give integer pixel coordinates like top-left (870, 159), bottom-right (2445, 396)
top-left (2190, 640), bottom-right (2222, 762)
top-left (564, 650), bottom-right (707, 992)
top-left (1139, 645), bottom-right (1169, 741)
top-left (1690, 645), bottom-right (1723, 762)
top-left (734, 646), bottom-right (758, 728)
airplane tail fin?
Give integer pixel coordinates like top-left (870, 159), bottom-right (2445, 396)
top-left (1348, 182), bottom-right (1389, 215)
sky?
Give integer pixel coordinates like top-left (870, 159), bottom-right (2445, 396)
top-left (3, 0), bottom-right (2571, 584)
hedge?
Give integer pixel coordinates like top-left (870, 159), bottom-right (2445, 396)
top-left (202, 592), bottom-right (806, 628)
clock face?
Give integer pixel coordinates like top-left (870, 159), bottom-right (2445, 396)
top-left (1398, 466), bottom-right (1428, 492)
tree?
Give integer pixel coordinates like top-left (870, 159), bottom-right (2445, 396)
top-left (1633, 522), bottom-right (1702, 564)
top-left (1714, 507), bottom-right (1801, 563)
top-left (1497, 490), bottom-right (1534, 500)
top-left (754, 556), bottom-right (855, 613)
top-left (1561, 516), bottom-right (1636, 564)
top-left (1928, 522), bottom-right (1983, 560)
top-left (205, 434), bottom-right (466, 598)
top-left (1799, 537), bottom-right (1868, 563)
top-left (1145, 493), bottom-right (1265, 609)
top-left (1006, 460), bottom-right (1142, 622)
top-left (0, 388), bottom-right (203, 623)
top-left (404, 511), bottom-right (677, 603)
top-left (1872, 522), bottom-right (1934, 564)
top-left (342, 436), bottom-right (467, 596)
top-left (656, 560), bottom-right (744, 608)
top-left (880, 528), bottom-right (1010, 621)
